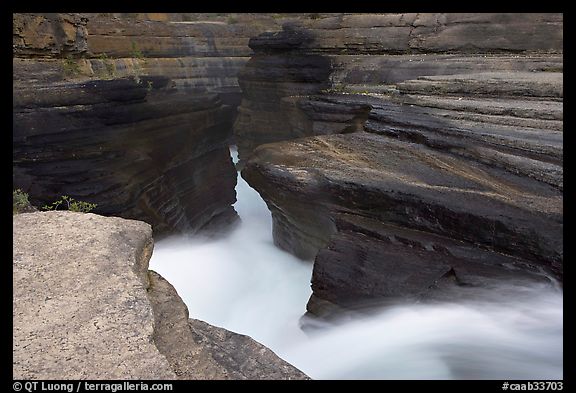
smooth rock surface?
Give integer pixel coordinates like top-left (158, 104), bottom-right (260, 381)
top-left (13, 211), bottom-right (175, 379)
top-left (242, 134), bottom-right (562, 315)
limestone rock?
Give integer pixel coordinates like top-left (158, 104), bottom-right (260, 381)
top-left (234, 43), bottom-right (333, 163)
top-left (237, 14), bottom-right (563, 318)
top-left (396, 72), bottom-right (563, 99)
top-left (13, 211), bottom-right (310, 379)
top-left (332, 53), bottom-right (563, 86)
top-left (234, 14), bottom-right (563, 162)
top-left (13, 211), bottom-right (176, 379)
top-left (361, 92), bottom-right (563, 190)
top-left (298, 13), bottom-right (563, 54)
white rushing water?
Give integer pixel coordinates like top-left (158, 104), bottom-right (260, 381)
top-left (149, 147), bottom-right (563, 380)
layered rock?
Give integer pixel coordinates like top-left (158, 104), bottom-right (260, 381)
top-left (13, 76), bottom-right (237, 234)
top-left (367, 72), bottom-right (563, 190)
top-left (236, 13), bottom-right (563, 317)
top-left (233, 13), bottom-right (563, 162)
top-left (243, 134), bottom-right (562, 316)
top-left (14, 13), bottom-right (259, 234)
top-left (233, 28), bottom-right (332, 162)
top-left (13, 13), bottom-right (89, 57)
top-left (81, 13), bottom-right (298, 131)
top-left (13, 211), bottom-right (309, 379)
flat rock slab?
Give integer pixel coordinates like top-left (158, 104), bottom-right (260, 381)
top-left (13, 211), bottom-right (310, 380)
top-left (397, 72), bottom-right (563, 99)
top-left (13, 211), bottom-right (176, 379)
top-left (243, 133), bottom-right (562, 275)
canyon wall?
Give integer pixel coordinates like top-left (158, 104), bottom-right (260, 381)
top-left (13, 13), bottom-right (289, 234)
top-left (234, 13), bottom-right (562, 163)
top-left (239, 13), bottom-right (563, 317)
top-left (13, 11), bottom-right (564, 325)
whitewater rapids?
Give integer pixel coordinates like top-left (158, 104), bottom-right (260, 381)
top-left (149, 147), bottom-right (563, 380)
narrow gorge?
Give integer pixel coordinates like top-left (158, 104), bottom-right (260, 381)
top-left (13, 13), bottom-right (563, 380)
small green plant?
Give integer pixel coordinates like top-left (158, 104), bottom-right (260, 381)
top-left (322, 83), bottom-right (349, 94)
top-left (42, 195), bottom-right (97, 213)
top-left (309, 13), bottom-right (321, 20)
top-left (13, 189), bottom-right (31, 214)
top-left (130, 41), bottom-right (146, 84)
top-left (62, 55), bottom-right (81, 77)
top-left (146, 80), bottom-right (154, 92)
top-left (227, 16), bottom-right (238, 24)
top-left (97, 53), bottom-right (116, 79)
top-left (131, 41), bottom-right (144, 60)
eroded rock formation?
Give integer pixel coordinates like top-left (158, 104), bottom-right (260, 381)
top-left (234, 13), bottom-right (563, 162)
top-left (14, 13), bottom-right (265, 234)
top-left (243, 134), bottom-right (561, 316)
top-left (148, 271), bottom-right (308, 379)
top-left (13, 211), bottom-right (308, 379)
top-left (239, 13), bottom-right (563, 317)
top-left (13, 76), bottom-right (237, 234)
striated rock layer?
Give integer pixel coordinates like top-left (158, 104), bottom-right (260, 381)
top-left (370, 72), bottom-right (563, 190)
top-left (14, 12), bottom-right (266, 234)
top-left (13, 76), bottom-right (237, 234)
top-left (237, 13), bottom-right (563, 317)
top-left (233, 13), bottom-right (563, 162)
top-left (243, 134), bottom-right (562, 317)
top-left (13, 13), bottom-right (300, 141)
top-left (13, 211), bottom-right (309, 380)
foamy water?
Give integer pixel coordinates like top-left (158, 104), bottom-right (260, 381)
top-left (149, 147), bottom-right (563, 380)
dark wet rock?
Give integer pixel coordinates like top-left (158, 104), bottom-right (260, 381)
top-left (308, 214), bottom-right (554, 317)
top-left (13, 77), bottom-right (237, 234)
top-left (233, 45), bottom-right (334, 162)
top-left (242, 133), bottom-right (562, 316)
top-left (234, 25), bottom-right (377, 163)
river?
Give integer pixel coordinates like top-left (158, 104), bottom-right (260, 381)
top-left (149, 147), bottom-right (563, 380)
